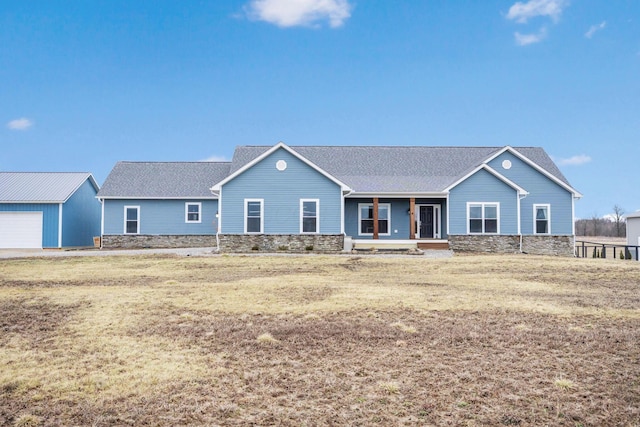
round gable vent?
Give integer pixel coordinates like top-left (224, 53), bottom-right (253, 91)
top-left (502, 160), bottom-right (512, 170)
top-left (276, 160), bottom-right (287, 171)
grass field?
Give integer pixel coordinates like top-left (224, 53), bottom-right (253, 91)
top-left (1, 253), bottom-right (639, 426)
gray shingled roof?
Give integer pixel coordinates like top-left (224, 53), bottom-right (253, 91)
top-left (97, 162), bottom-right (231, 198)
top-left (0, 172), bottom-right (98, 203)
top-left (230, 146), bottom-right (571, 193)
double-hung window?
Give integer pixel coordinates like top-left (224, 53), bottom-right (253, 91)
top-left (124, 206), bottom-right (140, 234)
top-left (358, 203), bottom-right (390, 236)
top-left (468, 203), bottom-right (499, 234)
top-left (185, 202), bottom-right (201, 223)
top-left (300, 199), bottom-right (319, 233)
top-left (534, 204), bottom-right (550, 234)
top-left (245, 199), bottom-right (263, 234)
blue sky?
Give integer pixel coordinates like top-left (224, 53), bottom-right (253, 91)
top-left (2, 0), bottom-right (639, 218)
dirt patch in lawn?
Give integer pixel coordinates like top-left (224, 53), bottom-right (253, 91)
top-left (0, 297), bottom-right (86, 348)
top-left (75, 309), bottom-right (634, 426)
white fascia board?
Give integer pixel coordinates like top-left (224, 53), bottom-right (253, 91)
top-left (346, 192), bottom-right (447, 198)
top-left (61, 174), bottom-right (99, 203)
top-left (443, 164), bottom-right (528, 195)
top-left (97, 196), bottom-right (218, 200)
top-left (484, 146), bottom-right (583, 198)
top-left (210, 142), bottom-right (352, 192)
top-left (0, 201), bottom-right (61, 204)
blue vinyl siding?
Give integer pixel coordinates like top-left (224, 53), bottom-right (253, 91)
top-left (0, 203), bottom-right (59, 247)
top-left (344, 198), bottom-right (447, 240)
top-left (62, 179), bottom-right (101, 246)
top-left (449, 169), bottom-right (518, 235)
top-left (488, 152), bottom-right (574, 235)
top-left (103, 199), bottom-right (218, 235)
top-left (220, 148), bottom-right (342, 234)
top-left (344, 198), bottom-right (408, 239)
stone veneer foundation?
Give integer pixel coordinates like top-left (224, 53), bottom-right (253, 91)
top-left (101, 234), bottom-right (216, 249)
top-left (448, 235), bottom-right (575, 257)
top-left (217, 234), bottom-right (344, 253)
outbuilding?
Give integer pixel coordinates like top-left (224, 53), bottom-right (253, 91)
top-left (626, 211), bottom-right (640, 248)
top-left (0, 172), bottom-right (101, 249)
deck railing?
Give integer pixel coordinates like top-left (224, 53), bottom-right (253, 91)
top-left (575, 240), bottom-right (639, 260)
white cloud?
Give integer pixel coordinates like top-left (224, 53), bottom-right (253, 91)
top-left (585, 21), bottom-right (606, 39)
top-left (6, 118), bottom-right (34, 130)
top-left (556, 154), bottom-right (592, 166)
top-left (244, 0), bottom-right (352, 28)
top-left (506, 0), bottom-right (568, 24)
top-left (514, 28), bottom-right (547, 45)
top-left (200, 155), bottom-right (229, 162)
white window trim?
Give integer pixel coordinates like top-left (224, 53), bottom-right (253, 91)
top-left (185, 202), bottom-right (202, 223)
top-left (300, 199), bottom-right (320, 234)
top-left (124, 205), bottom-right (140, 235)
top-left (466, 202), bottom-right (500, 235)
top-left (533, 204), bottom-right (551, 235)
top-left (244, 199), bottom-right (264, 234)
top-left (358, 202), bottom-right (391, 236)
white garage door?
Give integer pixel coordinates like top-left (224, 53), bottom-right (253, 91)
top-left (0, 212), bottom-right (43, 249)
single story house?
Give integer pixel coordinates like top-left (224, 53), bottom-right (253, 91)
top-left (0, 172), bottom-right (101, 248)
top-left (98, 143), bottom-right (582, 255)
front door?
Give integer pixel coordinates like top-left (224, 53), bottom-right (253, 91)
top-left (417, 205), bottom-right (440, 239)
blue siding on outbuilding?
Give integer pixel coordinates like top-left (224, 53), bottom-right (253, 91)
top-left (62, 179), bottom-right (101, 246)
top-left (220, 148), bottom-right (342, 234)
top-left (0, 203), bottom-right (60, 247)
top-left (449, 169), bottom-right (519, 235)
top-left (103, 199), bottom-right (219, 235)
top-left (487, 152), bottom-right (574, 235)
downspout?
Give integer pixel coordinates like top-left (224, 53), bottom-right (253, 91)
top-left (445, 193), bottom-right (450, 237)
top-left (342, 189), bottom-right (353, 252)
top-left (211, 186), bottom-right (221, 252)
top-left (518, 192), bottom-right (527, 253)
top-left (99, 198), bottom-right (104, 249)
top-left (341, 189), bottom-right (353, 236)
top-left (571, 195), bottom-right (577, 257)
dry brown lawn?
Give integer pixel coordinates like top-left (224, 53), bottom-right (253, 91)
top-left (1, 253), bottom-right (639, 426)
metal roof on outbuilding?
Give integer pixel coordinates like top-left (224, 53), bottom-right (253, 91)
top-left (0, 172), bottom-right (98, 203)
top-left (97, 162), bottom-right (231, 198)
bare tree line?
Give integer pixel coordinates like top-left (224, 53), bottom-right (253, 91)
top-left (575, 204), bottom-right (627, 237)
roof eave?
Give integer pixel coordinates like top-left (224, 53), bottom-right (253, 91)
top-left (346, 191), bottom-right (448, 198)
top-left (97, 196), bottom-right (219, 200)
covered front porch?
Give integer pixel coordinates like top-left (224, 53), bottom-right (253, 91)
top-left (344, 196), bottom-right (449, 250)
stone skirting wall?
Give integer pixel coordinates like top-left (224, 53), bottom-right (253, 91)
top-left (101, 234), bottom-right (216, 249)
top-left (218, 234), bottom-right (344, 253)
top-left (521, 235), bottom-right (575, 257)
top-left (448, 235), bottom-right (575, 257)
